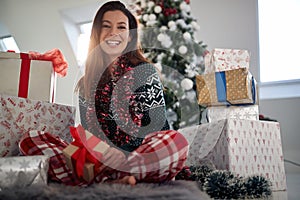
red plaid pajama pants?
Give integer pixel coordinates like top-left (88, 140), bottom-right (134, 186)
top-left (19, 129), bottom-right (189, 186)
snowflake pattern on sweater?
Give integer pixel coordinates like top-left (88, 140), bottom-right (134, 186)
top-left (79, 57), bottom-right (170, 153)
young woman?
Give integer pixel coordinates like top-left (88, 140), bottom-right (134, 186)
top-left (20, 1), bottom-right (189, 186)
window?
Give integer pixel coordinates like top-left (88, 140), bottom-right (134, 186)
top-left (0, 36), bottom-right (20, 52)
top-left (77, 22), bottom-right (92, 66)
top-left (258, 0), bottom-right (300, 82)
top-left (258, 0), bottom-right (300, 99)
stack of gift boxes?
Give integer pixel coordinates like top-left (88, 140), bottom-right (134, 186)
top-left (180, 48), bottom-right (287, 191)
top-left (0, 51), bottom-right (76, 188)
top-left (0, 50), bottom-right (109, 187)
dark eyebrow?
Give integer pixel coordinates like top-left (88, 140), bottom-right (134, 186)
top-left (101, 20), bottom-right (111, 24)
top-left (117, 22), bottom-right (127, 25)
top-left (101, 20), bottom-right (127, 25)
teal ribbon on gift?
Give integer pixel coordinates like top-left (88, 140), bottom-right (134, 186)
top-left (215, 71), bottom-right (227, 103)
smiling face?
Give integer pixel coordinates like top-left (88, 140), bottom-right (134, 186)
top-left (99, 10), bottom-right (131, 61)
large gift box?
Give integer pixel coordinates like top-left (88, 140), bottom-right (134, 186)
top-left (200, 105), bottom-right (259, 123)
top-left (196, 68), bottom-right (257, 106)
top-left (0, 94), bottom-right (75, 157)
top-left (0, 155), bottom-right (49, 188)
top-left (179, 119), bottom-right (287, 191)
top-left (204, 48), bottom-right (250, 73)
top-left (0, 51), bottom-right (56, 102)
top-left (63, 125), bottom-right (110, 182)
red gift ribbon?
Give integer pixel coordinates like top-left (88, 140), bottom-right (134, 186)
top-left (28, 48), bottom-right (68, 77)
top-left (69, 125), bottom-right (103, 179)
top-left (18, 53), bottom-right (31, 98)
top-left (16, 49), bottom-right (67, 100)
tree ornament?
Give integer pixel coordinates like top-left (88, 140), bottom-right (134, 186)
top-left (180, 78), bottom-right (193, 91)
top-left (178, 45), bottom-right (188, 54)
top-left (154, 5), bottom-right (162, 13)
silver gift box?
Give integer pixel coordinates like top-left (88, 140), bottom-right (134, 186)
top-left (0, 155), bottom-right (49, 189)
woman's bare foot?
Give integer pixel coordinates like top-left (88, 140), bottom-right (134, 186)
top-left (107, 176), bottom-right (136, 186)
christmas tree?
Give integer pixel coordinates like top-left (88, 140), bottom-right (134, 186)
top-left (131, 0), bottom-right (208, 130)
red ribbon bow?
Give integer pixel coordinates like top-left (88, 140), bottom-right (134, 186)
top-left (69, 125), bottom-right (102, 179)
top-left (29, 48), bottom-right (68, 77)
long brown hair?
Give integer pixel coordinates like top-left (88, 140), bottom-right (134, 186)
top-left (76, 1), bottom-right (147, 99)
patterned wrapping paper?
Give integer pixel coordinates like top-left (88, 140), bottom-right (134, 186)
top-left (195, 73), bottom-right (219, 106)
top-left (196, 68), bottom-right (257, 106)
top-left (0, 93), bottom-right (75, 157)
top-left (62, 125), bottom-right (110, 182)
top-left (0, 51), bottom-right (56, 102)
top-left (200, 105), bottom-right (259, 123)
top-left (225, 68), bottom-right (254, 104)
top-left (0, 155), bottom-right (49, 188)
top-left (179, 119), bottom-right (287, 191)
top-left (204, 48), bottom-right (250, 74)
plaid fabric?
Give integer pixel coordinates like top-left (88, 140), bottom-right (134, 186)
top-left (19, 131), bottom-right (83, 186)
top-left (124, 130), bottom-right (189, 182)
top-left (19, 129), bottom-right (188, 185)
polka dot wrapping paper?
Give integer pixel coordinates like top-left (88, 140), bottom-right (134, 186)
top-left (196, 68), bottom-right (257, 106)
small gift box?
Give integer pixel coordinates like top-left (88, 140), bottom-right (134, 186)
top-left (179, 119), bottom-right (287, 191)
top-left (201, 105), bottom-right (259, 123)
top-left (0, 93), bottom-right (75, 157)
top-left (0, 155), bottom-right (49, 188)
top-left (0, 49), bottom-right (68, 102)
top-left (204, 48), bottom-right (250, 73)
top-left (62, 125), bottom-right (110, 182)
top-left (196, 68), bottom-right (257, 106)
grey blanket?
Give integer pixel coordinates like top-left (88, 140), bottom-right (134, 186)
top-left (0, 180), bottom-right (210, 200)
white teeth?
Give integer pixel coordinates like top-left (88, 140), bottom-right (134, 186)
top-left (106, 40), bottom-right (121, 45)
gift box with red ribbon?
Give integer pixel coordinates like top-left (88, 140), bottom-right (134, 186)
top-left (62, 125), bottom-right (110, 182)
top-left (0, 49), bottom-right (68, 102)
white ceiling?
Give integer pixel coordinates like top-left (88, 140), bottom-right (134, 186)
top-left (60, 2), bottom-right (103, 24)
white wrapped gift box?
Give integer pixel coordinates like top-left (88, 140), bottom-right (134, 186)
top-left (0, 51), bottom-right (56, 102)
top-left (179, 119), bottom-right (287, 191)
top-left (0, 94), bottom-right (75, 157)
top-left (204, 48), bottom-right (250, 74)
top-left (200, 105), bottom-right (259, 123)
top-left (0, 155), bottom-right (49, 188)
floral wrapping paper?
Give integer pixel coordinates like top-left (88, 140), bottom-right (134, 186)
top-left (179, 119), bottom-right (287, 191)
top-left (204, 48), bottom-right (250, 73)
top-left (0, 93), bottom-right (75, 157)
top-left (0, 155), bottom-right (49, 188)
top-left (0, 51), bottom-right (56, 102)
top-left (200, 105), bottom-right (259, 123)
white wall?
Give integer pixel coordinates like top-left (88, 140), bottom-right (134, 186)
top-left (192, 0), bottom-right (259, 79)
top-left (191, 0), bottom-right (300, 174)
top-left (0, 0), bottom-right (101, 106)
top-left (0, 0), bottom-right (299, 173)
